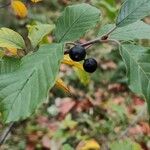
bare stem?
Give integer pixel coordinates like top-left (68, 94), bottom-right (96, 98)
top-left (64, 38), bottom-right (120, 55)
top-left (0, 123), bottom-right (14, 145)
top-left (64, 25), bottom-right (118, 55)
top-left (103, 26), bottom-right (117, 38)
top-left (81, 38), bottom-right (103, 47)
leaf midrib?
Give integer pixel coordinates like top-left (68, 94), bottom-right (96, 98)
top-left (59, 7), bottom-right (89, 42)
top-left (123, 46), bottom-right (150, 88)
top-left (0, 36), bottom-right (22, 49)
top-left (5, 70), bottom-right (35, 120)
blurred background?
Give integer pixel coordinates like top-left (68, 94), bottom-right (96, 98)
top-left (0, 0), bottom-right (150, 150)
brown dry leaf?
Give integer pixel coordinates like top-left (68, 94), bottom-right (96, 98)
top-left (75, 99), bottom-right (92, 113)
top-left (108, 83), bottom-right (126, 92)
top-left (140, 122), bottom-right (150, 135)
top-left (26, 144), bottom-right (35, 150)
top-left (113, 96), bottom-right (125, 105)
top-left (129, 125), bottom-right (143, 136)
top-left (101, 61), bottom-right (117, 70)
top-left (76, 139), bottom-right (100, 150)
top-left (11, 1), bottom-right (28, 18)
top-left (27, 132), bottom-right (39, 143)
top-left (132, 96), bottom-right (145, 106)
top-left (36, 116), bottom-right (49, 128)
top-left (42, 135), bottom-right (51, 149)
top-left (58, 98), bottom-right (76, 116)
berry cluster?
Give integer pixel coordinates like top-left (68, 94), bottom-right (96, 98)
top-left (69, 44), bottom-right (97, 73)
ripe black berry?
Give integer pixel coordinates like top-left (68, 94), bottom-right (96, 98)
top-left (83, 58), bottom-right (97, 73)
top-left (69, 45), bottom-right (86, 62)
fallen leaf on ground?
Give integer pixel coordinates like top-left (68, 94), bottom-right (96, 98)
top-left (76, 139), bottom-right (100, 150)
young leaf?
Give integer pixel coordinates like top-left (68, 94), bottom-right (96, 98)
top-left (120, 44), bottom-right (150, 114)
top-left (0, 43), bottom-right (63, 123)
top-left (55, 3), bottom-right (100, 42)
top-left (98, 21), bottom-right (150, 41)
top-left (28, 24), bottom-right (55, 48)
top-left (0, 28), bottom-right (25, 49)
top-left (116, 0), bottom-right (150, 27)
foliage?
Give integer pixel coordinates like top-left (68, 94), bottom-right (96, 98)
top-left (0, 0), bottom-right (150, 149)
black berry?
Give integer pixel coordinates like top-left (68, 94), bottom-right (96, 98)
top-left (69, 45), bottom-right (86, 62)
top-left (83, 58), bottom-right (97, 73)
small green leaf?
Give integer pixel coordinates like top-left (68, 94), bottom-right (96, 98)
top-left (116, 0), bottom-right (150, 27)
top-left (110, 139), bottom-right (142, 150)
top-left (0, 28), bottom-right (25, 49)
top-left (28, 24), bottom-right (55, 48)
top-left (62, 144), bottom-right (74, 150)
top-left (98, 21), bottom-right (150, 41)
top-left (0, 43), bottom-right (63, 123)
top-left (55, 3), bottom-right (101, 42)
top-left (120, 44), bottom-right (150, 114)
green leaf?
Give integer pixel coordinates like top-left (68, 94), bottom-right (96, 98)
top-left (110, 139), bottom-right (142, 150)
top-left (62, 144), bottom-right (74, 150)
top-left (116, 0), bottom-right (150, 27)
top-left (0, 28), bottom-right (25, 49)
top-left (0, 43), bottom-right (63, 123)
top-left (98, 0), bottom-right (117, 20)
top-left (98, 24), bottom-right (115, 37)
top-left (0, 48), bottom-right (4, 58)
top-left (120, 44), bottom-right (150, 114)
top-left (98, 21), bottom-right (150, 41)
top-left (0, 57), bottom-right (20, 75)
top-left (55, 3), bottom-right (100, 42)
top-left (28, 24), bottom-right (55, 48)
top-left (111, 104), bottom-right (126, 122)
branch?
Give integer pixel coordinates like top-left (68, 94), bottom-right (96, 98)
top-left (64, 38), bottom-right (120, 55)
top-left (103, 26), bottom-right (117, 38)
top-left (64, 26), bottom-right (118, 55)
top-left (0, 122), bottom-right (14, 145)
